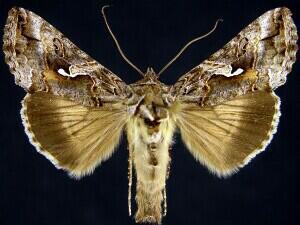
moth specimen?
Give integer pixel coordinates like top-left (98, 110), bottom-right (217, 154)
top-left (3, 6), bottom-right (298, 224)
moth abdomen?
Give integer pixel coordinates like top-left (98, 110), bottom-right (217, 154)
top-left (126, 103), bottom-right (176, 223)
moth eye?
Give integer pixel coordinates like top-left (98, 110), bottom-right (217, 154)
top-left (53, 38), bottom-right (64, 57)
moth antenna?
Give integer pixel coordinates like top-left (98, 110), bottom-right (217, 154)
top-left (128, 145), bottom-right (134, 216)
top-left (163, 185), bottom-right (167, 216)
top-left (101, 5), bottom-right (144, 76)
top-left (157, 19), bottom-right (223, 77)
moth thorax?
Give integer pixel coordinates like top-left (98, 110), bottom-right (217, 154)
top-left (139, 104), bottom-right (168, 126)
top-left (135, 103), bottom-right (168, 147)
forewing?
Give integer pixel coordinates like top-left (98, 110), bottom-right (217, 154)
top-left (175, 91), bottom-right (280, 177)
top-left (21, 92), bottom-right (127, 178)
top-left (3, 7), bottom-right (129, 106)
top-left (172, 7), bottom-right (297, 106)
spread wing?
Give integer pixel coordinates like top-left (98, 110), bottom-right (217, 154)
top-left (3, 7), bottom-right (129, 107)
top-left (3, 7), bottom-right (130, 177)
top-left (21, 92), bottom-right (127, 178)
top-left (173, 8), bottom-right (297, 176)
top-left (175, 91), bottom-right (280, 177)
top-left (172, 7), bottom-right (297, 106)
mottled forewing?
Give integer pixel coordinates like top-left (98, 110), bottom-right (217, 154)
top-left (3, 7), bottom-right (129, 106)
top-left (172, 7), bottom-right (297, 106)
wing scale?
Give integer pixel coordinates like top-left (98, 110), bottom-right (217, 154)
top-left (176, 91), bottom-right (280, 176)
top-left (21, 92), bottom-right (127, 178)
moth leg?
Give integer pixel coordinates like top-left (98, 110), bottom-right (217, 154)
top-left (127, 144), bottom-right (134, 216)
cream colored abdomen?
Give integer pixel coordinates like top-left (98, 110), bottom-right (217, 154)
top-left (126, 116), bottom-right (175, 224)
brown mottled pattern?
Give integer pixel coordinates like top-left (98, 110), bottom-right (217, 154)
top-left (173, 7), bottom-right (298, 106)
top-left (3, 7), bottom-right (128, 107)
top-left (2, 6), bottom-right (298, 224)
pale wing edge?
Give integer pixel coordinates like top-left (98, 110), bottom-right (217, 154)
top-left (240, 93), bottom-right (281, 169)
top-left (21, 94), bottom-right (61, 169)
top-left (20, 93), bottom-right (126, 178)
top-left (218, 92), bottom-right (280, 177)
top-left (177, 92), bottom-right (281, 177)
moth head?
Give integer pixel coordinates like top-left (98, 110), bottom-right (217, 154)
top-left (144, 67), bottom-right (158, 80)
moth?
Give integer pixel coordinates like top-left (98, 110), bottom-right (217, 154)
top-left (3, 6), bottom-right (298, 224)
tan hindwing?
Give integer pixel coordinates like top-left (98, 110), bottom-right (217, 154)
top-left (176, 91), bottom-right (280, 177)
top-left (21, 92), bottom-right (127, 178)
